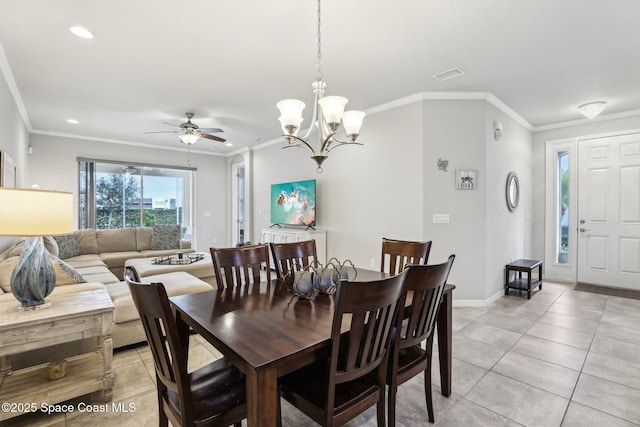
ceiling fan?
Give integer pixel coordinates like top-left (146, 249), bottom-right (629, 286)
top-left (145, 112), bottom-right (225, 144)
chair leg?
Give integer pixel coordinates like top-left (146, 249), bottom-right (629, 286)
top-left (424, 362), bottom-right (434, 423)
top-left (377, 390), bottom-right (386, 427)
top-left (387, 382), bottom-right (397, 427)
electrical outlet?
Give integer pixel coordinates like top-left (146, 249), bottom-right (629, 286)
top-left (370, 259), bottom-right (376, 268)
top-left (433, 213), bottom-right (450, 223)
top-left (213, 238), bottom-right (218, 244)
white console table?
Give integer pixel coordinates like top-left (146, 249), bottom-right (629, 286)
top-left (261, 227), bottom-right (327, 266)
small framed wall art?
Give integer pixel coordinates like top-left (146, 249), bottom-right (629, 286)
top-left (455, 170), bottom-right (477, 190)
top-left (0, 151), bottom-right (17, 188)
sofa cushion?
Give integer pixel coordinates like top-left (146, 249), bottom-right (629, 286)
top-left (74, 228), bottom-right (99, 254)
top-left (65, 254), bottom-right (107, 268)
top-left (99, 251), bottom-right (142, 270)
top-left (80, 269), bottom-right (121, 285)
top-left (97, 228), bottom-right (137, 253)
top-left (136, 227), bottom-right (153, 251)
top-left (0, 255), bottom-right (88, 292)
top-left (151, 224), bottom-right (180, 250)
top-left (1, 236), bottom-right (60, 259)
top-left (108, 272), bottom-right (211, 324)
top-left (53, 235), bottom-right (80, 259)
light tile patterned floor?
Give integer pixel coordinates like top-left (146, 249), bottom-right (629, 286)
top-left (7, 281), bottom-right (640, 426)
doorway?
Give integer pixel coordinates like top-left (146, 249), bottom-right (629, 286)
top-left (546, 132), bottom-right (640, 289)
top-left (231, 162), bottom-right (245, 246)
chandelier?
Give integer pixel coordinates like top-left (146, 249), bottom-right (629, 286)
top-left (276, 0), bottom-right (365, 173)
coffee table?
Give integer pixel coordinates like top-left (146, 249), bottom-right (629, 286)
top-left (0, 288), bottom-right (114, 421)
top-left (125, 253), bottom-right (216, 287)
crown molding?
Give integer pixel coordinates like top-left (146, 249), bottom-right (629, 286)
top-left (0, 42), bottom-right (32, 131)
top-left (30, 130), bottom-right (225, 156)
top-left (533, 108), bottom-right (640, 132)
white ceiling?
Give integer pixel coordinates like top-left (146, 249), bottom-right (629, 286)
top-left (1, 0), bottom-right (639, 155)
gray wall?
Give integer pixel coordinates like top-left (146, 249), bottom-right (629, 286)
top-left (27, 134), bottom-right (228, 252)
top-left (253, 98), bottom-right (533, 301)
top-left (0, 67), bottom-right (29, 252)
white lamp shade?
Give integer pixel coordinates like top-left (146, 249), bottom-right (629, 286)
top-left (279, 116), bottom-right (303, 135)
top-left (0, 188), bottom-right (73, 236)
top-left (318, 96), bottom-right (348, 124)
top-left (178, 133), bottom-right (200, 144)
top-left (277, 99), bottom-right (306, 126)
top-left (342, 110), bottom-right (366, 135)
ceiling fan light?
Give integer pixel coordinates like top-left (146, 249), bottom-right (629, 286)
top-left (578, 101), bottom-right (607, 120)
top-left (178, 133), bottom-right (199, 144)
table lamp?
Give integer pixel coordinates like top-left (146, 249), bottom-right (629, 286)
top-left (0, 188), bottom-right (73, 309)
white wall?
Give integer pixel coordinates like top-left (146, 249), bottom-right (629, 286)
top-left (0, 67), bottom-right (29, 252)
top-left (27, 134), bottom-right (228, 252)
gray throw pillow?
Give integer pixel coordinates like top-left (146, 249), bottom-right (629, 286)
top-left (53, 235), bottom-right (81, 259)
top-left (150, 224), bottom-right (181, 250)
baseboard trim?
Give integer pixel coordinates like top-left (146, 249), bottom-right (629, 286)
top-left (453, 289), bottom-right (504, 307)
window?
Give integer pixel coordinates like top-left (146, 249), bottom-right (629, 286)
top-left (556, 151), bottom-right (570, 264)
top-left (79, 160), bottom-right (194, 239)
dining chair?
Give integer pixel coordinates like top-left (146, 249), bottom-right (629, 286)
top-left (386, 255), bottom-right (455, 426)
top-left (269, 239), bottom-right (318, 279)
top-left (380, 237), bottom-right (432, 275)
top-left (123, 266), bottom-right (247, 427)
top-left (278, 268), bottom-right (409, 427)
top-left (210, 243), bottom-right (271, 288)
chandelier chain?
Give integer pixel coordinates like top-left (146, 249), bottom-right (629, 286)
top-left (315, 0), bottom-right (322, 82)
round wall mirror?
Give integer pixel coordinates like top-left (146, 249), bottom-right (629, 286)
top-left (506, 172), bottom-right (520, 211)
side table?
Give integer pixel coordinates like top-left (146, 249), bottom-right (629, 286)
top-left (0, 288), bottom-right (114, 421)
top-left (505, 259), bottom-right (543, 299)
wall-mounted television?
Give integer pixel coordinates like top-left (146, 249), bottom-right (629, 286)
top-left (270, 179), bottom-right (316, 227)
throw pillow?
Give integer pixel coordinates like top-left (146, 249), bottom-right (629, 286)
top-left (150, 224), bottom-right (181, 250)
top-left (49, 255), bottom-right (88, 285)
top-left (54, 235), bottom-right (81, 259)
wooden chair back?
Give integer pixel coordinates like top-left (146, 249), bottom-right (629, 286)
top-left (380, 237), bottom-right (432, 275)
top-left (387, 255), bottom-right (455, 426)
top-left (124, 266), bottom-right (246, 427)
top-left (210, 244), bottom-right (271, 288)
top-left (279, 269), bottom-right (408, 426)
top-left (269, 239), bottom-right (318, 279)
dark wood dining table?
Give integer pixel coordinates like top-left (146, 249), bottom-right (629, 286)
top-left (170, 268), bottom-right (455, 427)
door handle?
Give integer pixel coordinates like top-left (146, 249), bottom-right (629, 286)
top-left (579, 228), bottom-right (589, 232)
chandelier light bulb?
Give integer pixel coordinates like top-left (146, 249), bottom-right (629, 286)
top-left (276, 100), bottom-right (305, 126)
top-left (342, 111), bottom-right (366, 137)
top-left (578, 101), bottom-right (607, 120)
top-left (318, 96), bottom-right (348, 125)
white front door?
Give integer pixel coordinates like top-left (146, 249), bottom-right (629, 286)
top-left (577, 133), bottom-right (640, 289)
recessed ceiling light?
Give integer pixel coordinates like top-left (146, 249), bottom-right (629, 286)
top-left (225, 142), bottom-right (233, 147)
top-left (67, 119), bottom-right (79, 124)
top-left (70, 26), bottom-right (94, 39)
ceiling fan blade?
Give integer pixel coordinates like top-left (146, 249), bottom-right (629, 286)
top-left (200, 133), bottom-right (226, 143)
top-left (161, 122), bottom-right (182, 128)
top-left (199, 128), bottom-right (224, 134)
top-left (144, 130), bottom-right (179, 134)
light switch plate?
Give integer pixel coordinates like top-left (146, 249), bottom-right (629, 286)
top-left (433, 213), bottom-right (450, 223)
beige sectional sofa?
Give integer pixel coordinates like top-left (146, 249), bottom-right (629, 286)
top-left (0, 226), bottom-right (213, 348)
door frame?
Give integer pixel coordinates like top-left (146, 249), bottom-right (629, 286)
top-left (544, 128), bottom-right (640, 284)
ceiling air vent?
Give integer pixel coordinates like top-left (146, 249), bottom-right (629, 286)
top-left (432, 68), bottom-right (464, 82)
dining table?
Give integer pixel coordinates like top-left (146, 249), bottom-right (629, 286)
top-left (170, 268), bottom-right (455, 427)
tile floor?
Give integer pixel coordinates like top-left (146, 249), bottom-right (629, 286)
top-left (6, 281), bottom-right (640, 426)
